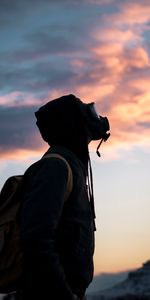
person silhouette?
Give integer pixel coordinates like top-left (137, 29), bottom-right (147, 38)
top-left (20, 94), bottom-right (110, 300)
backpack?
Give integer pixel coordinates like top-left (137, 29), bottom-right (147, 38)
top-left (0, 154), bottom-right (73, 293)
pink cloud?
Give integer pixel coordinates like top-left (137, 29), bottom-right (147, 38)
top-left (110, 2), bottom-right (150, 26)
top-left (124, 47), bottom-right (150, 69)
top-left (71, 1), bottom-right (150, 156)
top-left (93, 28), bottom-right (139, 44)
top-left (130, 77), bottom-right (150, 92)
top-left (0, 92), bottom-right (40, 107)
top-left (1, 0), bottom-right (150, 161)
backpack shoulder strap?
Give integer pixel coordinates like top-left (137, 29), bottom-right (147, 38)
top-left (42, 153), bottom-right (73, 201)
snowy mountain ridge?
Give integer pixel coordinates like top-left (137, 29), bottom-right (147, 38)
top-left (88, 260), bottom-right (150, 300)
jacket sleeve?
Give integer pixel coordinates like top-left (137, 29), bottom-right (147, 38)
top-left (20, 158), bottom-right (74, 300)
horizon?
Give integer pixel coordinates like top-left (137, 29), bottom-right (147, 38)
top-left (0, 0), bottom-right (150, 276)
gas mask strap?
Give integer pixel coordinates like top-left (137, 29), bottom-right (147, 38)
top-left (88, 157), bottom-right (96, 231)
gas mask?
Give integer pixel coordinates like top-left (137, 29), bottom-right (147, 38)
top-left (78, 102), bottom-right (110, 157)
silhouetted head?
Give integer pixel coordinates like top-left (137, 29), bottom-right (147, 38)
top-left (35, 94), bottom-right (89, 166)
top-left (35, 94), bottom-right (110, 165)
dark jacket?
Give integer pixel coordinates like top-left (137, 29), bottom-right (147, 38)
top-left (20, 146), bottom-right (95, 300)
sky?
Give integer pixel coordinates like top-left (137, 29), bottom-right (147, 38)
top-left (0, 0), bottom-right (150, 276)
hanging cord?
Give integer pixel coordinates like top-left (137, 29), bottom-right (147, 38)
top-left (97, 133), bottom-right (111, 157)
top-left (87, 156), bottom-right (96, 231)
top-left (96, 138), bottom-right (103, 157)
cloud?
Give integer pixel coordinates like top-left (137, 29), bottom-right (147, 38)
top-left (0, 0), bottom-right (150, 160)
top-left (0, 0), bottom-right (21, 14)
top-left (0, 106), bottom-right (44, 157)
top-left (0, 1), bottom-right (102, 96)
top-left (0, 58), bottom-right (77, 96)
top-left (70, 1), bottom-right (150, 154)
top-left (0, 0), bottom-right (113, 13)
top-left (114, 1), bottom-right (150, 26)
top-left (0, 92), bottom-right (41, 106)
top-left (137, 121), bottom-right (150, 129)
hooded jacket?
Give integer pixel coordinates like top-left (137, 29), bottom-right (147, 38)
top-left (20, 95), bottom-right (95, 300)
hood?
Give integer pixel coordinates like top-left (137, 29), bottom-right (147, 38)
top-left (35, 94), bottom-right (89, 165)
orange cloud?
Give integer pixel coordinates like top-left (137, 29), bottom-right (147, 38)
top-left (0, 147), bottom-right (47, 162)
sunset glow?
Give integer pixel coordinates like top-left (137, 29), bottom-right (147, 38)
top-left (0, 0), bottom-right (150, 276)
